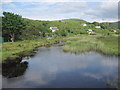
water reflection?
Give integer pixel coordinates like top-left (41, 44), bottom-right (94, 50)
top-left (2, 60), bottom-right (28, 78)
top-left (2, 46), bottom-right (118, 88)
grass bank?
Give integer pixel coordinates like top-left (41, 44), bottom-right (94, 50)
top-left (1, 35), bottom-right (119, 63)
top-left (1, 38), bottom-right (62, 63)
top-left (63, 35), bottom-right (119, 56)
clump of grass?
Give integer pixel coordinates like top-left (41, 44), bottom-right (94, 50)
top-left (64, 41), bottom-right (93, 53)
top-left (63, 36), bottom-right (119, 55)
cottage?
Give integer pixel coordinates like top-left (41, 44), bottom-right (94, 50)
top-left (47, 36), bottom-right (52, 40)
top-left (59, 20), bottom-right (65, 23)
top-left (111, 30), bottom-right (117, 32)
top-left (87, 29), bottom-right (94, 34)
top-left (95, 26), bottom-right (101, 29)
top-left (50, 27), bottom-right (59, 32)
top-left (81, 23), bottom-right (87, 26)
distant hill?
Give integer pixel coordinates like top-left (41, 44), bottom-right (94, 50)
top-left (108, 22), bottom-right (119, 29)
top-left (63, 18), bottom-right (87, 23)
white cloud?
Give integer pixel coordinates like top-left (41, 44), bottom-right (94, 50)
top-left (2, 2), bottom-right (119, 22)
top-left (84, 73), bottom-right (102, 80)
top-left (100, 2), bottom-right (118, 8)
top-left (50, 2), bottom-right (87, 14)
top-left (2, 0), bottom-right (13, 2)
top-left (2, 0), bottom-right (119, 2)
top-left (83, 2), bottom-right (118, 22)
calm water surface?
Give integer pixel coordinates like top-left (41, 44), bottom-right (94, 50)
top-left (2, 46), bottom-right (118, 88)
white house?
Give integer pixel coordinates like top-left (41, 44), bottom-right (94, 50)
top-left (87, 29), bottom-right (93, 34)
top-left (95, 26), bottom-right (101, 29)
top-left (47, 36), bottom-right (52, 39)
top-left (111, 30), bottom-right (117, 32)
top-left (50, 27), bottom-right (59, 32)
top-left (81, 23), bottom-right (87, 26)
top-left (59, 20), bottom-right (65, 23)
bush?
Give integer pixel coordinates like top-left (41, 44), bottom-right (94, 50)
top-left (115, 32), bottom-right (120, 34)
top-left (80, 30), bottom-right (88, 34)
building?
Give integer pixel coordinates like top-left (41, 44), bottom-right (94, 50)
top-left (111, 30), bottom-right (117, 32)
top-left (95, 26), bottom-right (101, 29)
top-left (81, 24), bottom-right (87, 26)
top-left (59, 20), bottom-right (65, 23)
top-left (50, 27), bottom-right (59, 32)
top-left (47, 36), bottom-right (52, 40)
top-left (87, 29), bottom-right (94, 34)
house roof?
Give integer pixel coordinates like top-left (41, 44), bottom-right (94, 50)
top-left (50, 27), bottom-right (58, 30)
top-left (81, 23), bottom-right (87, 25)
top-left (87, 29), bottom-right (93, 32)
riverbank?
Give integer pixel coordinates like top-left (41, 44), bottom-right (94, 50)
top-left (63, 35), bottom-right (119, 56)
top-left (1, 35), bottom-right (119, 63)
top-left (1, 38), bottom-right (62, 63)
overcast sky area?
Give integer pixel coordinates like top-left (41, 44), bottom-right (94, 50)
top-left (1, 0), bottom-right (119, 22)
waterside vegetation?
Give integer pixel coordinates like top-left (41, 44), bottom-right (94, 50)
top-left (2, 38), bottom-right (62, 63)
top-left (1, 12), bottom-right (119, 63)
top-left (63, 35), bottom-right (119, 56)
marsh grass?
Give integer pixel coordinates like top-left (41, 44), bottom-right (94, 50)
top-left (63, 36), bottom-right (119, 55)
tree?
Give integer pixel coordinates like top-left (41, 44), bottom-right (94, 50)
top-left (92, 22), bottom-right (100, 26)
top-left (37, 25), bottom-right (51, 37)
top-left (100, 23), bottom-right (109, 29)
top-left (2, 12), bottom-right (26, 42)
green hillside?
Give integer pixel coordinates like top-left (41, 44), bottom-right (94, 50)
top-left (109, 22), bottom-right (119, 29)
top-left (1, 12), bottom-right (119, 42)
top-left (64, 18), bottom-right (87, 23)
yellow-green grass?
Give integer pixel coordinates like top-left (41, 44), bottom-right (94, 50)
top-left (1, 35), bottom-right (119, 63)
top-left (1, 38), bottom-right (62, 62)
top-left (63, 35), bottom-right (119, 55)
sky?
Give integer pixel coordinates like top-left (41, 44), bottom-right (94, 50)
top-left (1, 0), bottom-right (119, 22)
